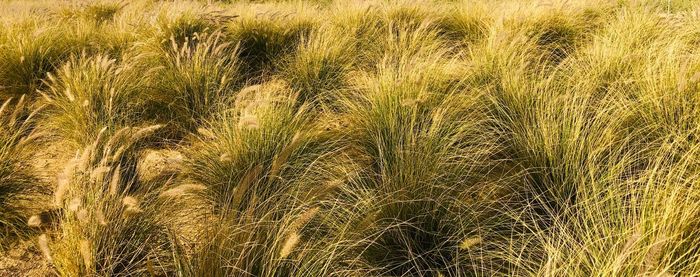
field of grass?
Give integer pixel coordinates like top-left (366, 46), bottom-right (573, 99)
top-left (1, 0), bottom-right (700, 276)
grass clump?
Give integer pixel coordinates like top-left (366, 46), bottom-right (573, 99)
top-left (333, 50), bottom-right (507, 274)
top-left (142, 31), bottom-right (241, 137)
top-left (40, 54), bottom-right (151, 147)
top-left (56, 2), bottom-right (126, 25)
top-left (48, 126), bottom-right (176, 276)
top-left (226, 7), bottom-right (317, 78)
top-left (178, 81), bottom-right (348, 275)
top-left (3, 1), bottom-right (700, 276)
top-left (186, 81), bottom-right (341, 212)
top-left (0, 12), bottom-right (135, 100)
top-left (278, 26), bottom-right (355, 105)
top-left (507, 143), bottom-right (700, 276)
top-left (0, 96), bottom-right (48, 249)
top-left (435, 3), bottom-right (491, 47)
top-left (152, 3), bottom-right (235, 47)
top-left (0, 22), bottom-right (80, 99)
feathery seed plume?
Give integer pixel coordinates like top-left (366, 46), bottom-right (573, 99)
top-left (289, 207), bottom-right (320, 234)
top-left (76, 209), bottom-right (89, 223)
top-left (109, 164), bottom-right (122, 195)
top-left (79, 240), bottom-right (92, 268)
top-left (238, 114), bottom-right (259, 129)
top-left (90, 166), bottom-right (111, 183)
top-left (280, 232), bottom-right (300, 259)
top-left (68, 198), bottom-right (82, 212)
top-left (159, 183), bottom-right (207, 198)
top-left (38, 234), bottom-right (52, 263)
top-left (459, 236), bottom-right (482, 250)
top-left (122, 196), bottom-right (142, 216)
top-left (219, 153), bottom-right (231, 162)
top-left (27, 215), bottom-right (42, 227)
top-left (132, 124), bottom-right (162, 141)
top-left (96, 209), bottom-right (108, 226)
top-left (197, 128), bottom-right (216, 139)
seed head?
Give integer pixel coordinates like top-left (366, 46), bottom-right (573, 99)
top-left (459, 236), bottom-right (482, 250)
top-left (96, 209), bottom-right (108, 226)
top-left (159, 183), bottom-right (207, 198)
top-left (90, 166), bottom-right (111, 183)
top-left (76, 209), bottom-right (89, 223)
top-left (38, 234), bottom-right (52, 263)
top-left (68, 198), bottom-right (82, 212)
top-left (238, 114), bottom-right (259, 129)
top-left (79, 240), bottom-right (92, 268)
top-left (280, 232), bottom-right (300, 259)
top-left (219, 153), bottom-right (231, 162)
top-left (197, 128), bottom-right (216, 139)
top-left (122, 196), bottom-right (142, 216)
top-left (109, 164), bottom-right (122, 196)
top-left (27, 215), bottom-right (42, 227)
top-left (288, 207), bottom-right (319, 234)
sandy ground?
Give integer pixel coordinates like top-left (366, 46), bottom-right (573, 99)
top-left (31, 139), bottom-right (75, 187)
top-left (0, 241), bottom-right (53, 276)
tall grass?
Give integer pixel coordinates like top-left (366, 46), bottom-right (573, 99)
top-left (334, 39), bottom-right (508, 274)
top-left (49, 125), bottom-right (176, 276)
top-left (186, 80), bottom-right (342, 213)
top-left (41, 54), bottom-right (152, 146)
top-left (0, 21), bottom-right (80, 99)
top-left (278, 26), bottom-right (355, 105)
top-left (3, 0), bottom-right (700, 276)
top-left (0, 3), bottom-right (137, 100)
top-left (226, 4), bottom-right (318, 79)
top-left (178, 80), bottom-right (350, 275)
top-left (140, 31), bottom-right (241, 137)
top-left (0, 96), bottom-right (48, 249)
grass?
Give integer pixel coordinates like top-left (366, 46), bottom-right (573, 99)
top-left (2, 0), bottom-right (700, 276)
top-left (48, 125), bottom-right (176, 276)
top-left (40, 54), bottom-right (153, 146)
top-left (278, 25), bottom-right (355, 105)
top-left (139, 30), bottom-right (241, 137)
top-left (0, 96), bottom-right (48, 250)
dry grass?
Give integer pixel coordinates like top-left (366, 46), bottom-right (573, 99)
top-left (2, 0), bottom-right (700, 276)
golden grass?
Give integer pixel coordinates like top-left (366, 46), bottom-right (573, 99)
top-left (2, 0), bottom-right (700, 276)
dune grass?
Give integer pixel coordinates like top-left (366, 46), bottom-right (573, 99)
top-left (2, 0), bottom-right (700, 276)
top-left (0, 96), bottom-right (48, 250)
